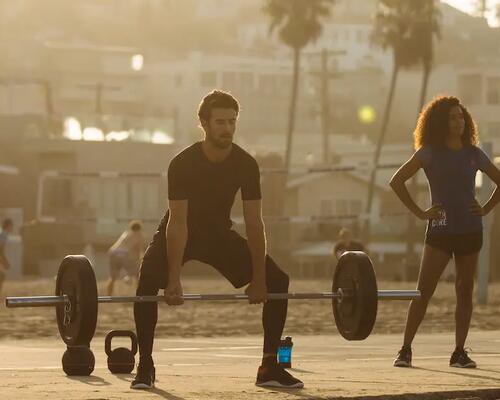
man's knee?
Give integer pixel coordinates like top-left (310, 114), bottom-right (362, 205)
top-left (266, 259), bottom-right (289, 293)
top-left (136, 274), bottom-right (161, 296)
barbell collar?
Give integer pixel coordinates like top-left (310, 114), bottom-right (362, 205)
top-left (5, 295), bottom-right (68, 307)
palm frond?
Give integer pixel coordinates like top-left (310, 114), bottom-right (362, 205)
top-left (263, 0), bottom-right (335, 49)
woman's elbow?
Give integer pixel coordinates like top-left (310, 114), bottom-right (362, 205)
top-left (389, 176), bottom-right (399, 189)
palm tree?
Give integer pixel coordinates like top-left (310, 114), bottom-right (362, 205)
top-left (263, 0), bottom-right (335, 170)
top-left (405, 0), bottom-right (441, 272)
top-left (363, 0), bottom-right (422, 242)
top-left (413, 1), bottom-right (441, 112)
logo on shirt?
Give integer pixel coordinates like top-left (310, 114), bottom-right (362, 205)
top-left (431, 210), bottom-right (447, 228)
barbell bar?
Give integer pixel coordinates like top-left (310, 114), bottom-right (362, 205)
top-left (4, 252), bottom-right (421, 344)
top-left (6, 289), bottom-right (420, 307)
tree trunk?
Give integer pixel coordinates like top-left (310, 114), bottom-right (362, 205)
top-left (321, 48), bottom-right (330, 164)
top-left (418, 62), bottom-right (431, 112)
top-left (285, 47), bottom-right (301, 171)
top-left (363, 63), bottom-right (399, 243)
top-left (404, 61), bottom-right (431, 279)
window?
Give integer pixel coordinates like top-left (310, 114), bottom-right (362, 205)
top-left (320, 199), bottom-right (333, 216)
top-left (222, 72), bottom-right (237, 88)
top-left (335, 199), bottom-right (363, 216)
top-left (258, 74), bottom-right (275, 94)
top-left (240, 72), bottom-right (254, 92)
top-left (174, 74), bottom-right (183, 88)
top-left (356, 30), bottom-right (364, 42)
top-left (486, 77), bottom-right (500, 105)
top-left (279, 75), bottom-right (291, 94)
top-left (200, 72), bottom-right (216, 87)
top-left (457, 74), bottom-right (482, 105)
top-left (487, 122), bottom-right (500, 135)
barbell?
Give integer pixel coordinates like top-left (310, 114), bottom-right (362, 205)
top-left (5, 251), bottom-right (420, 344)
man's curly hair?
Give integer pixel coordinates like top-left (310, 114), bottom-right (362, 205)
top-left (414, 95), bottom-right (479, 150)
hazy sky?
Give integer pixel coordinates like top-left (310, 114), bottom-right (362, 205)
top-left (443, 0), bottom-right (500, 26)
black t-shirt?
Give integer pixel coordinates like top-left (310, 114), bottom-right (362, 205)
top-left (334, 240), bottom-right (365, 259)
top-left (168, 142), bottom-right (261, 235)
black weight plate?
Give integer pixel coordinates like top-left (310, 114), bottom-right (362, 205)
top-left (55, 255), bottom-right (98, 346)
top-left (332, 251), bottom-right (377, 340)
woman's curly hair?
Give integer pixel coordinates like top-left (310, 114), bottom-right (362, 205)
top-left (414, 95), bottom-right (479, 150)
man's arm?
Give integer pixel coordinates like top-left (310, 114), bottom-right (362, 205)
top-left (165, 199), bottom-right (188, 305)
top-left (243, 199), bottom-right (267, 304)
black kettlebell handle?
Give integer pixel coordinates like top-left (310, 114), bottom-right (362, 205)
top-left (105, 330), bottom-right (138, 356)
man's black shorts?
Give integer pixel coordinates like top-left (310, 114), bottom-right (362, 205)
top-left (425, 231), bottom-right (483, 256)
top-left (139, 215), bottom-right (288, 292)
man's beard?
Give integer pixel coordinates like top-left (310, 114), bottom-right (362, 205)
top-left (207, 132), bottom-right (233, 149)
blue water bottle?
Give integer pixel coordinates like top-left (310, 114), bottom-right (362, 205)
top-left (277, 336), bottom-right (293, 368)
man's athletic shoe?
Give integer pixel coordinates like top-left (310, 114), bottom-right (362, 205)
top-left (130, 363), bottom-right (156, 389)
top-left (450, 348), bottom-right (477, 368)
top-left (393, 346), bottom-right (412, 367)
top-left (255, 363), bottom-right (304, 388)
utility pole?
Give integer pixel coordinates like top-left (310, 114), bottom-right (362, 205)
top-left (321, 49), bottom-right (331, 164)
top-left (308, 49), bottom-right (344, 164)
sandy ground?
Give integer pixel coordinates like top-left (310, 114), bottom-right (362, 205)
top-left (0, 332), bottom-right (500, 400)
top-left (2, 277), bottom-right (500, 340)
top-left (2, 277), bottom-right (500, 399)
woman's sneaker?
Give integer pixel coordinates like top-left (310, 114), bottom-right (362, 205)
top-left (450, 348), bottom-right (477, 368)
top-left (256, 363), bottom-right (304, 388)
top-left (393, 346), bottom-right (412, 367)
top-left (130, 363), bottom-right (156, 389)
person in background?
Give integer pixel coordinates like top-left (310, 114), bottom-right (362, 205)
top-left (333, 227), bottom-right (367, 261)
top-left (0, 218), bottom-right (14, 296)
top-left (107, 220), bottom-right (145, 296)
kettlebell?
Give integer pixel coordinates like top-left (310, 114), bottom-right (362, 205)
top-left (105, 330), bottom-right (138, 374)
top-left (62, 345), bottom-right (95, 376)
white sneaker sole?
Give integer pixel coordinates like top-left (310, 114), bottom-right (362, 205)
top-left (130, 382), bottom-right (155, 390)
top-left (393, 361), bottom-right (412, 367)
top-left (256, 380), bottom-right (304, 389)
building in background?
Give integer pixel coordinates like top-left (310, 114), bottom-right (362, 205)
top-left (1, 0), bottom-right (500, 279)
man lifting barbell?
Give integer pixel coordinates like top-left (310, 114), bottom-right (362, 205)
top-left (132, 90), bottom-right (303, 390)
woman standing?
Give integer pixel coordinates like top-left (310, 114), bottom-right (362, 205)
top-left (390, 96), bottom-right (500, 368)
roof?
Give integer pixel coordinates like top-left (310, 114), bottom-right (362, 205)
top-left (292, 241), bottom-right (423, 257)
top-left (286, 170), bottom-right (390, 192)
